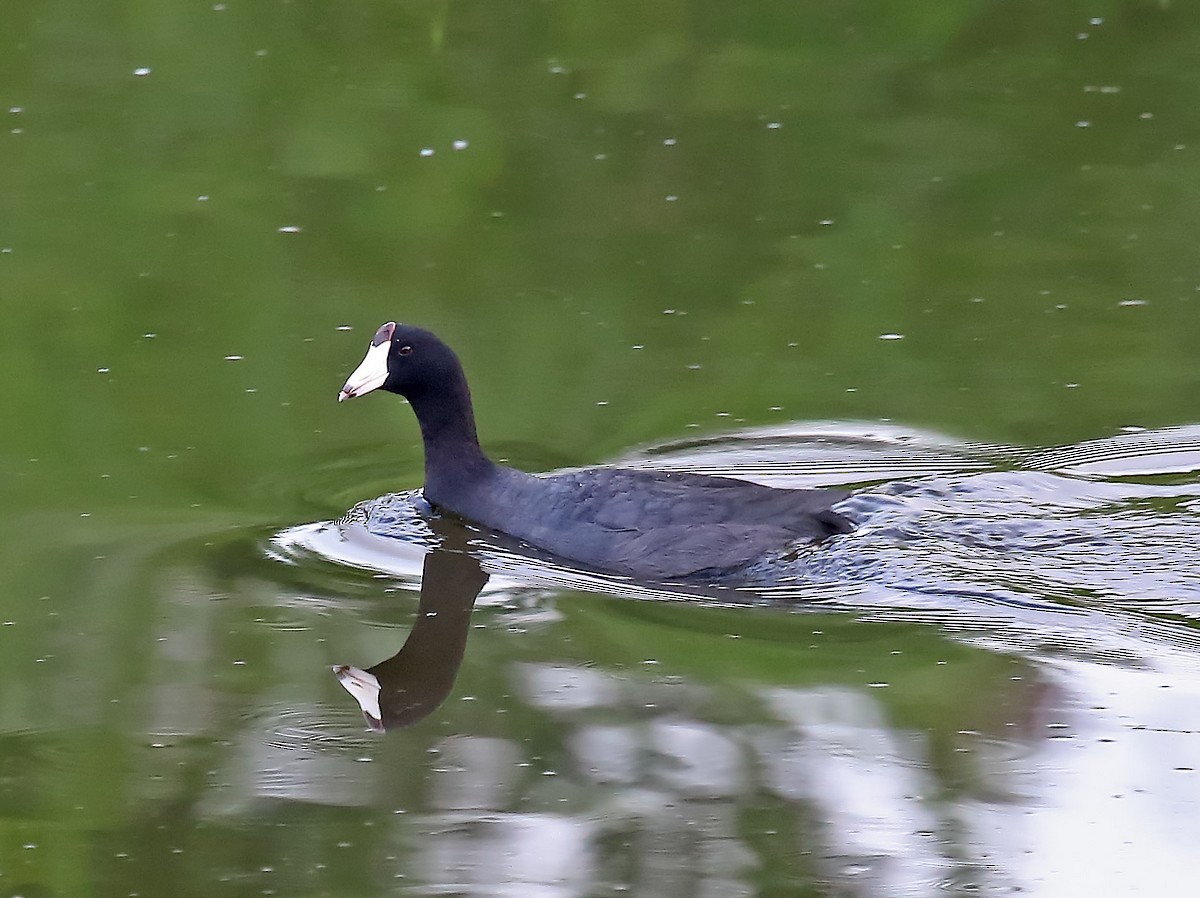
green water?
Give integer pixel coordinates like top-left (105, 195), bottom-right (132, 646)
top-left (2, 2), bottom-right (1199, 895)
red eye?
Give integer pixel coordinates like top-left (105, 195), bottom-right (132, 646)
top-left (398, 345), bottom-right (413, 356)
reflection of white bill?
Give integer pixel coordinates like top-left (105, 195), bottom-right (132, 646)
top-left (332, 664), bottom-right (382, 732)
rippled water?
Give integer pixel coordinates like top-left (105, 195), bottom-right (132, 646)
top-left (277, 420), bottom-right (1200, 624)
top-left (266, 421), bottom-right (1200, 895)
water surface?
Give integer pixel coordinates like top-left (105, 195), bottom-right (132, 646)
top-left (2, 2), bottom-right (1199, 896)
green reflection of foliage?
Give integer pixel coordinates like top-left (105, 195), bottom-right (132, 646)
top-left (3, 0), bottom-right (1199, 523)
top-left (1, 1), bottom-right (1199, 894)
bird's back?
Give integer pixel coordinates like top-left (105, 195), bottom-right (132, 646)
top-left (431, 465), bottom-right (852, 579)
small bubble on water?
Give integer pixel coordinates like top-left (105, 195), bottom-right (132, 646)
top-left (9, 106), bottom-right (23, 114)
top-left (224, 355), bottom-right (243, 361)
top-left (1119, 298), bottom-right (1147, 307)
top-left (879, 333), bottom-right (905, 341)
top-left (1076, 120), bottom-right (1091, 128)
top-left (452, 139), bottom-right (469, 150)
top-left (277, 225), bottom-right (301, 233)
top-left (766, 121), bottom-right (782, 130)
top-left (1089, 16), bottom-right (1104, 25)
top-left (133, 67), bottom-right (152, 77)
top-left (336, 325), bottom-right (353, 331)
top-left (97, 366), bottom-right (110, 373)
top-left (419, 147), bottom-right (435, 157)
top-left (663, 138), bottom-right (677, 146)
top-left (665, 194), bottom-right (678, 202)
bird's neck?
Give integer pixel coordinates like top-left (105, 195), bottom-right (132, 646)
top-left (407, 372), bottom-right (494, 502)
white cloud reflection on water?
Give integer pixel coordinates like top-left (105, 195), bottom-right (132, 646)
top-left (261, 421), bottom-right (1200, 895)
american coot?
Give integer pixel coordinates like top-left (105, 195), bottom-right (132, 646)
top-left (339, 322), bottom-right (853, 579)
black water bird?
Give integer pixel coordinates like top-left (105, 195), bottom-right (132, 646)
top-left (339, 322), bottom-right (853, 579)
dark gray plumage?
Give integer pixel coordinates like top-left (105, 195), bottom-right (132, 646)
top-left (339, 322), bottom-right (853, 579)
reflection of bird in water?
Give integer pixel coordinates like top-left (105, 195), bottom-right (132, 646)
top-left (335, 533), bottom-right (488, 731)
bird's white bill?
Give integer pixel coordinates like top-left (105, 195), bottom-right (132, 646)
top-left (338, 323), bottom-right (395, 401)
top-left (333, 664), bottom-right (383, 731)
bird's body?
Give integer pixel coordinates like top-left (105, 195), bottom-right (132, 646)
top-left (339, 322), bottom-right (853, 580)
top-left (429, 463), bottom-right (850, 578)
